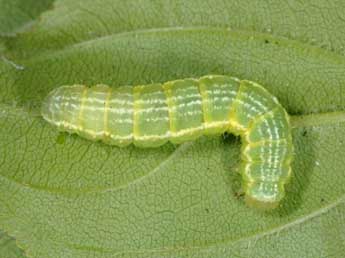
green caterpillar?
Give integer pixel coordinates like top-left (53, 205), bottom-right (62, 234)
top-left (41, 75), bottom-right (293, 210)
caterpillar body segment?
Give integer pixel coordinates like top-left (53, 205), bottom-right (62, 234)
top-left (41, 75), bottom-right (293, 209)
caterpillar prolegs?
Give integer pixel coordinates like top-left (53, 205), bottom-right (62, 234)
top-left (41, 75), bottom-right (293, 209)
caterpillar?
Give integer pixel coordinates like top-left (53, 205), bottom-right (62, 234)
top-left (41, 75), bottom-right (293, 210)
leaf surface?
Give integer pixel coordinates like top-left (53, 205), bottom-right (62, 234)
top-left (0, 0), bottom-right (54, 36)
top-left (0, 1), bottom-right (345, 258)
top-left (0, 230), bottom-right (26, 258)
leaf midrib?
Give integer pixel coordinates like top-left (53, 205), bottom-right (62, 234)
top-left (291, 111), bottom-right (345, 128)
top-left (0, 108), bottom-right (344, 194)
top-left (11, 26), bottom-right (345, 65)
top-left (15, 193), bottom-right (343, 257)
top-left (114, 196), bottom-right (344, 257)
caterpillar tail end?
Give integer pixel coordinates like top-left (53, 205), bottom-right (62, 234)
top-left (41, 87), bottom-right (60, 124)
top-left (41, 85), bottom-right (85, 132)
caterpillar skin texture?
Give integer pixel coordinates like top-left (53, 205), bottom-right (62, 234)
top-left (42, 75), bottom-right (293, 209)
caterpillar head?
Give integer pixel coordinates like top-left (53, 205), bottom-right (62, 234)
top-left (245, 181), bottom-right (285, 210)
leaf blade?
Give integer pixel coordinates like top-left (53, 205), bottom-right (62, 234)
top-left (0, 1), bottom-right (345, 258)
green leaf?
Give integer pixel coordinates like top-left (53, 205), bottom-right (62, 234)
top-left (1, 1), bottom-right (345, 257)
top-left (0, 230), bottom-right (26, 258)
top-left (0, 0), bottom-right (54, 36)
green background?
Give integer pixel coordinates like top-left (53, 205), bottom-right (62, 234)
top-left (0, 0), bottom-right (344, 257)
